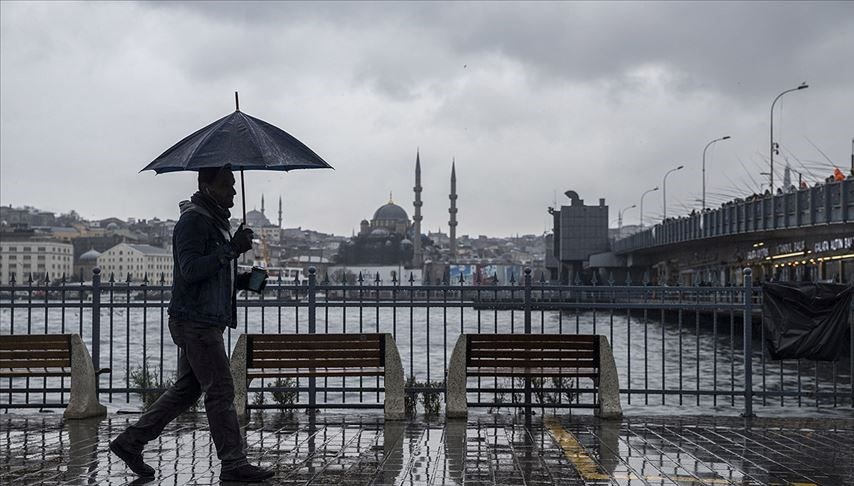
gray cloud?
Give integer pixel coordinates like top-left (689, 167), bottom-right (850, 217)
top-left (1, 1), bottom-right (852, 236)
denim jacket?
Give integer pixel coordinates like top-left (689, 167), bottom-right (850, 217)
top-left (167, 203), bottom-right (247, 328)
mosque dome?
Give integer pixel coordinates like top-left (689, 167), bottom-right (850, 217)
top-left (106, 222), bottom-right (119, 231)
top-left (245, 209), bottom-right (271, 228)
top-left (80, 249), bottom-right (101, 261)
top-left (369, 228), bottom-right (390, 238)
top-left (372, 202), bottom-right (408, 222)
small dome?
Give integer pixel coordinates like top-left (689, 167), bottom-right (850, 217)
top-left (369, 228), bottom-right (390, 238)
top-left (106, 222), bottom-right (119, 230)
top-left (80, 249), bottom-right (101, 261)
top-left (372, 203), bottom-right (408, 222)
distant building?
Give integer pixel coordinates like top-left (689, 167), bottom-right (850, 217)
top-left (97, 243), bottom-right (173, 284)
top-left (336, 196), bottom-right (415, 266)
top-left (0, 239), bottom-right (74, 284)
top-left (547, 191), bottom-right (609, 283)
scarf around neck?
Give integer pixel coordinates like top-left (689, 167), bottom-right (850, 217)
top-left (190, 191), bottom-right (231, 232)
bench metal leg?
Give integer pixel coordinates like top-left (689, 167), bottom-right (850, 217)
top-left (383, 334), bottom-right (405, 420)
top-left (596, 336), bottom-right (623, 420)
top-left (64, 334), bottom-right (106, 420)
top-left (230, 334), bottom-right (248, 418)
top-left (445, 334), bottom-right (468, 418)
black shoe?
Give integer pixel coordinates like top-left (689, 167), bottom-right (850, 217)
top-left (220, 464), bottom-right (275, 482)
top-left (109, 439), bottom-right (155, 477)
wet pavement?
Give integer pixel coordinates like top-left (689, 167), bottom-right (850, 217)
top-left (0, 411), bottom-right (852, 485)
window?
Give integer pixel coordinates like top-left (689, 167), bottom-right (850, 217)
top-left (37, 247), bottom-right (45, 252)
top-left (23, 255), bottom-right (31, 260)
top-left (8, 247), bottom-right (16, 251)
top-left (23, 247), bottom-right (31, 252)
top-left (37, 255), bottom-right (45, 260)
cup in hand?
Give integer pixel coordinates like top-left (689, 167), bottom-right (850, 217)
top-left (248, 266), bottom-right (268, 292)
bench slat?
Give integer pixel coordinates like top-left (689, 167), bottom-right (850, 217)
top-left (0, 350), bottom-right (71, 359)
top-left (468, 341), bottom-right (597, 350)
top-left (249, 340), bottom-right (382, 351)
top-left (468, 367), bottom-right (599, 378)
top-left (468, 334), bottom-right (597, 343)
top-left (0, 341), bottom-right (70, 350)
top-left (250, 333), bottom-right (381, 343)
top-left (0, 358), bottom-right (72, 368)
top-left (468, 350), bottom-right (594, 359)
top-left (250, 358), bottom-right (383, 369)
top-left (251, 349), bottom-right (381, 360)
top-left (0, 334), bottom-right (70, 343)
top-left (247, 368), bottom-right (385, 379)
top-left (0, 368), bottom-right (72, 378)
top-left (469, 358), bottom-right (596, 369)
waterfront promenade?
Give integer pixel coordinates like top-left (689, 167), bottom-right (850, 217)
top-left (2, 411), bottom-right (852, 485)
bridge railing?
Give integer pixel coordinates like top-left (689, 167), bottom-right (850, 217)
top-left (2, 268), bottom-right (852, 416)
top-left (615, 178), bottom-right (853, 253)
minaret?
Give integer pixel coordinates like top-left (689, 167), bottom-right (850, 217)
top-left (448, 159), bottom-right (458, 261)
top-left (278, 196), bottom-right (283, 228)
top-left (261, 194), bottom-right (265, 217)
top-left (412, 149), bottom-right (423, 267)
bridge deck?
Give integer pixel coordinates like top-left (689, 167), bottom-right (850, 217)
top-left (1, 412), bottom-right (851, 485)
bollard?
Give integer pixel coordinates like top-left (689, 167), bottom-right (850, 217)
top-left (742, 268), bottom-right (754, 418)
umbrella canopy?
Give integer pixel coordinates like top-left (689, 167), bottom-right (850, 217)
top-left (141, 94), bottom-right (332, 222)
top-left (141, 110), bottom-right (332, 174)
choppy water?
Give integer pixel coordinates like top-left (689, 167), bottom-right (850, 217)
top-left (2, 301), bottom-right (852, 416)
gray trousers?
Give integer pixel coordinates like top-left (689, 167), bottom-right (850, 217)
top-left (115, 318), bottom-right (248, 471)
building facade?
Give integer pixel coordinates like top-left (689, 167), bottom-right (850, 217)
top-left (97, 243), bottom-right (174, 284)
top-left (0, 239), bottom-right (74, 284)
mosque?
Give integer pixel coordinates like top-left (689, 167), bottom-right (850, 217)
top-left (335, 151), bottom-right (459, 268)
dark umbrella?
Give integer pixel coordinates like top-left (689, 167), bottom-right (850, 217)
top-left (141, 92), bottom-right (332, 223)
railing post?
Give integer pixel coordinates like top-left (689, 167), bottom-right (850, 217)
top-left (523, 268), bottom-right (532, 411)
top-left (91, 268), bottom-right (101, 394)
top-left (308, 266), bottom-right (317, 409)
top-left (742, 267), bottom-right (754, 418)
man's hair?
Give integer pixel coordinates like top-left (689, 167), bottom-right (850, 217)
top-left (198, 165), bottom-right (232, 188)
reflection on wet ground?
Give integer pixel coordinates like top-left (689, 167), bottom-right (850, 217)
top-left (1, 411), bottom-right (852, 485)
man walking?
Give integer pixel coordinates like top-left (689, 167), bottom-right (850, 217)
top-left (110, 166), bottom-right (274, 482)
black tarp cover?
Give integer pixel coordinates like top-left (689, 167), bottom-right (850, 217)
top-left (762, 283), bottom-right (853, 361)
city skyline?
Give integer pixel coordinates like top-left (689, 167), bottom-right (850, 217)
top-left (2, 2), bottom-right (853, 236)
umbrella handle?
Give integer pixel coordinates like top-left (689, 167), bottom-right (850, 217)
top-left (241, 168), bottom-right (246, 225)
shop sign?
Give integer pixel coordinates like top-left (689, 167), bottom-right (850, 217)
top-left (813, 236), bottom-right (854, 254)
top-left (746, 247), bottom-right (769, 261)
top-left (775, 241), bottom-right (805, 254)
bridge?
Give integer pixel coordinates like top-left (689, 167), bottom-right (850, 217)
top-left (604, 178), bottom-right (854, 285)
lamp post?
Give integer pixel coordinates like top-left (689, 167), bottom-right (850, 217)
top-left (702, 135), bottom-right (731, 210)
top-left (662, 165), bottom-right (684, 220)
top-left (770, 82), bottom-right (808, 193)
top-left (618, 204), bottom-right (636, 239)
top-left (639, 186), bottom-right (659, 227)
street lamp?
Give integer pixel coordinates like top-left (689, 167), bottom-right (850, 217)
top-left (639, 186), bottom-right (659, 227)
top-left (662, 165), bottom-right (684, 220)
top-left (618, 204), bottom-right (636, 239)
top-left (702, 135), bottom-right (731, 210)
top-left (770, 82), bottom-right (808, 193)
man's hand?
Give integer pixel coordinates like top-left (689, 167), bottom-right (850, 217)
top-left (230, 223), bottom-right (254, 254)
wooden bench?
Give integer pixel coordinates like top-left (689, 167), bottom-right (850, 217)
top-left (0, 334), bottom-right (108, 419)
top-left (446, 333), bottom-right (622, 419)
top-left (231, 333), bottom-right (405, 419)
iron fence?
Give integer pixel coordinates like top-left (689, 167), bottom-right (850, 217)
top-left (1, 267), bottom-right (852, 416)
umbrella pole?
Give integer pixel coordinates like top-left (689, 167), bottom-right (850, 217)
top-left (240, 168), bottom-right (246, 225)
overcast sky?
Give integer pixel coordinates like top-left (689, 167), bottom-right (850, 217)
top-left (2, 1), bottom-right (852, 237)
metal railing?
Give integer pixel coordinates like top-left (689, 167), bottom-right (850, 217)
top-left (613, 178), bottom-right (853, 253)
top-left (1, 267), bottom-right (852, 416)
